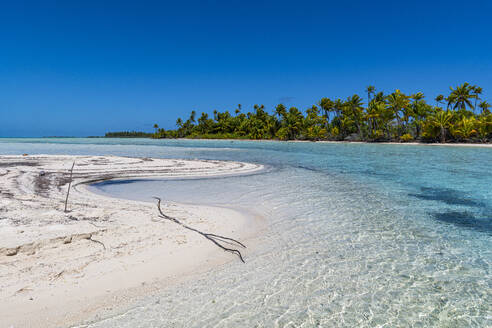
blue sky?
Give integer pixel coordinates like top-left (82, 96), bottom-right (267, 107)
top-left (1, 0), bottom-right (491, 137)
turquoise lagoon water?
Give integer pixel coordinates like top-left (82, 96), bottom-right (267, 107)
top-left (1, 138), bottom-right (491, 327)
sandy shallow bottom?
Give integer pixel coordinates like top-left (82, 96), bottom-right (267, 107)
top-left (0, 155), bottom-right (264, 328)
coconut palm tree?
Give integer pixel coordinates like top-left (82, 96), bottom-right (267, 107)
top-left (345, 95), bottom-right (364, 138)
top-left (412, 101), bottom-right (433, 139)
top-left (430, 110), bottom-right (453, 143)
top-left (333, 99), bottom-right (344, 119)
top-left (365, 101), bottom-right (383, 137)
top-left (472, 86), bottom-right (483, 111)
top-left (371, 92), bottom-right (389, 137)
top-left (478, 101), bottom-right (491, 114)
top-left (235, 104), bottom-right (242, 116)
top-left (153, 124), bottom-right (159, 133)
top-left (435, 94), bottom-right (444, 108)
top-left (412, 92), bottom-right (424, 102)
top-left (305, 105), bottom-right (327, 140)
top-left (319, 98), bottom-right (333, 123)
top-left (285, 107), bottom-right (304, 139)
top-left (366, 85), bottom-right (375, 103)
top-left (387, 90), bottom-right (410, 137)
top-left (448, 83), bottom-right (475, 111)
top-left (372, 91), bottom-right (385, 103)
top-left (275, 104), bottom-right (287, 122)
top-left (189, 110), bottom-right (196, 123)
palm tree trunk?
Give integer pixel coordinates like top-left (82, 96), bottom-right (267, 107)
top-left (396, 116), bottom-right (402, 138)
top-left (353, 114), bottom-right (361, 138)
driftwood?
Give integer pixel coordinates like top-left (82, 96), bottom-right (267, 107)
top-left (88, 235), bottom-right (106, 250)
top-left (64, 161), bottom-right (75, 212)
top-left (153, 197), bottom-right (246, 263)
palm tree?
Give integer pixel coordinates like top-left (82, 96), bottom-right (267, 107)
top-left (412, 101), bottom-right (433, 139)
top-left (435, 94), bottom-right (444, 107)
top-left (472, 86), bottom-right (483, 112)
top-left (153, 124), bottom-right (159, 133)
top-left (412, 92), bottom-right (424, 102)
top-left (373, 91), bottom-right (385, 103)
top-left (366, 85), bottom-right (375, 103)
top-left (283, 107), bottom-right (304, 140)
top-left (430, 110), bottom-right (453, 143)
top-left (448, 83), bottom-right (475, 111)
top-left (346, 95), bottom-right (364, 138)
top-left (452, 117), bottom-right (477, 140)
top-left (479, 101), bottom-right (491, 114)
top-left (333, 99), bottom-right (344, 119)
top-left (275, 103), bottom-right (287, 119)
top-left (387, 90), bottom-right (410, 137)
top-left (410, 92), bottom-right (425, 123)
top-left (319, 98), bottom-right (333, 123)
top-left (197, 112), bottom-right (210, 134)
top-left (365, 101), bottom-right (382, 137)
top-left (189, 110), bottom-right (196, 123)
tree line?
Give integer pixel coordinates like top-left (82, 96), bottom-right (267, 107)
top-left (105, 131), bottom-right (153, 138)
top-left (147, 83), bottom-right (491, 143)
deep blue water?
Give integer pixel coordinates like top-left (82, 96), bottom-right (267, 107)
top-left (1, 138), bottom-right (491, 327)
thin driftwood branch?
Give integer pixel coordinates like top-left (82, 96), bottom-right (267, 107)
top-left (64, 161), bottom-right (75, 212)
top-left (88, 235), bottom-right (106, 250)
top-left (153, 197), bottom-right (246, 263)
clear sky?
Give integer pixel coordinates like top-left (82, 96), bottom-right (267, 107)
top-left (1, 0), bottom-right (491, 137)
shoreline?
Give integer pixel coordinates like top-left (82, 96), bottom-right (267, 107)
top-left (0, 155), bottom-right (265, 328)
top-left (169, 138), bottom-right (492, 148)
top-left (5, 136), bottom-right (491, 148)
top-left (225, 139), bottom-right (492, 148)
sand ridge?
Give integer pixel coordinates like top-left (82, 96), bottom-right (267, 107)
top-left (0, 155), bottom-right (264, 328)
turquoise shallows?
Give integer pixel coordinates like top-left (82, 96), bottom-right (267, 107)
top-left (1, 138), bottom-right (491, 327)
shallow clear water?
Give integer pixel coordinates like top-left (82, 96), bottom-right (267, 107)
top-left (1, 138), bottom-right (491, 327)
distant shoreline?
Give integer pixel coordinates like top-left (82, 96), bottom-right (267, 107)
top-left (2, 136), bottom-right (491, 148)
top-left (182, 138), bottom-right (492, 147)
top-left (177, 138), bottom-right (492, 148)
top-left (100, 136), bottom-right (492, 148)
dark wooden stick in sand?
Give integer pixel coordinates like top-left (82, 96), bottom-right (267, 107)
top-left (153, 197), bottom-right (246, 263)
top-left (64, 161), bottom-right (75, 212)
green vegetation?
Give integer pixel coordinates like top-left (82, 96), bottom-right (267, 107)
top-left (105, 131), bottom-right (153, 138)
top-left (152, 83), bottom-right (491, 143)
top-left (140, 83), bottom-right (492, 143)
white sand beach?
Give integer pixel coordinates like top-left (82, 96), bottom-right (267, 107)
top-left (0, 155), bottom-right (264, 328)
top-left (315, 140), bottom-right (492, 148)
